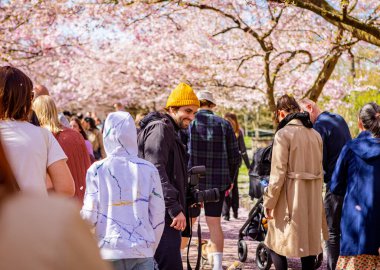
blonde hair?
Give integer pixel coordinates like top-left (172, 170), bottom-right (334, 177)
top-left (33, 95), bottom-right (62, 134)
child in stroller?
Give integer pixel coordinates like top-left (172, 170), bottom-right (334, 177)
top-left (237, 145), bottom-right (323, 270)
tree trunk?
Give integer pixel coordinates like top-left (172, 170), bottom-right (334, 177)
top-left (264, 52), bottom-right (276, 112)
top-left (306, 52), bottom-right (342, 102)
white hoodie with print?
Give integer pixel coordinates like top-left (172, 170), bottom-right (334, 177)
top-left (81, 111), bottom-right (165, 260)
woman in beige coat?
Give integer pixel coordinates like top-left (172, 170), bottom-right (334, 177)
top-left (263, 94), bottom-right (326, 270)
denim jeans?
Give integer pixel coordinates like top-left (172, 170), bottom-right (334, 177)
top-left (324, 191), bottom-right (344, 270)
top-left (222, 175), bottom-right (239, 218)
top-left (110, 258), bottom-right (154, 270)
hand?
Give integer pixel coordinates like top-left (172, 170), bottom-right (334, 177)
top-left (265, 208), bottom-right (273, 220)
top-left (228, 183), bottom-right (234, 192)
top-left (170, 212), bottom-right (186, 231)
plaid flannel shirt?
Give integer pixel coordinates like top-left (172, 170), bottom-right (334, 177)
top-left (188, 109), bottom-right (240, 191)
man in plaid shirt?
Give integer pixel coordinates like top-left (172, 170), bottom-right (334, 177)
top-left (188, 91), bottom-right (240, 270)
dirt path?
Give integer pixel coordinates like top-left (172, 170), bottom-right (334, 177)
top-left (182, 206), bottom-right (328, 270)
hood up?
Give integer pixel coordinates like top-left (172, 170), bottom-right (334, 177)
top-left (103, 111), bottom-right (137, 157)
top-left (349, 137), bottom-right (380, 160)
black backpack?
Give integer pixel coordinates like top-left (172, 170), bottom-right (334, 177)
top-left (248, 144), bottom-right (272, 198)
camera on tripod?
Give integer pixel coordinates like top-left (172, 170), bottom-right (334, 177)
top-left (187, 165), bottom-right (220, 206)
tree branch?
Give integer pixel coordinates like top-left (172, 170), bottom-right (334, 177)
top-left (348, 48), bottom-right (356, 78)
top-left (234, 54), bottom-right (263, 71)
top-left (262, 6), bottom-right (284, 39)
top-left (213, 26), bottom-right (240, 37)
top-left (270, 0), bottom-right (380, 47)
top-left (215, 81), bottom-right (266, 94)
top-left (271, 50), bottom-right (312, 86)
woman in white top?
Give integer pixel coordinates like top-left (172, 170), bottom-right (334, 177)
top-left (0, 134), bottom-right (111, 270)
top-left (0, 66), bottom-right (74, 196)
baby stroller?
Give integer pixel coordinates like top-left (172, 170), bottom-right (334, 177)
top-left (237, 167), bottom-right (272, 268)
top-left (237, 145), bottom-right (323, 270)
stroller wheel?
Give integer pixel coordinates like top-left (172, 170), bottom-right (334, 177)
top-left (314, 252), bottom-right (323, 269)
top-left (256, 242), bottom-right (272, 270)
top-left (237, 239), bottom-right (248, 262)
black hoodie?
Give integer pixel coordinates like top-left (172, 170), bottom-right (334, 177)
top-left (138, 112), bottom-right (188, 222)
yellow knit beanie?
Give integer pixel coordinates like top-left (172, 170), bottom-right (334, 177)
top-left (165, 82), bottom-right (200, 108)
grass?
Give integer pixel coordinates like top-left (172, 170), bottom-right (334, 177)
top-left (243, 135), bottom-right (252, 149)
top-left (238, 136), bottom-right (253, 206)
top-left (238, 136), bottom-right (252, 190)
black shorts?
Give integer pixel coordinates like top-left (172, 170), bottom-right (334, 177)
top-left (189, 190), bottom-right (225, 218)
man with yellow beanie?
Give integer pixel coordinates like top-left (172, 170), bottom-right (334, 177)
top-left (137, 82), bottom-right (199, 270)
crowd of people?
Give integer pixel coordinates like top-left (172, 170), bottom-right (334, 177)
top-left (0, 65), bottom-right (379, 270)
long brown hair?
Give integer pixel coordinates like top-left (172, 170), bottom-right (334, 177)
top-left (70, 117), bottom-right (88, 140)
top-left (224, 112), bottom-right (240, 138)
top-left (0, 66), bottom-right (33, 121)
top-left (275, 94), bottom-right (300, 123)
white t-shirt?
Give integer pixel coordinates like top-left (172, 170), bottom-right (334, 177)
top-left (0, 120), bottom-right (67, 195)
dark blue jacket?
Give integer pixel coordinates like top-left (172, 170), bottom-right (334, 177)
top-left (330, 136), bottom-right (380, 256)
top-left (313, 112), bottom-right (351, 188)
top-left (357, 130), bottom-right (371, 139)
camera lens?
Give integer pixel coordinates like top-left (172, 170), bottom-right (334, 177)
top-left (195, 188), bottom-right (220, 203)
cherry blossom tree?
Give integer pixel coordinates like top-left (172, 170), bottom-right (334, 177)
top-left (84, 0), bottom-right (375, 111)
top-left (0, 0), bottom-right (378, 113)
top-left (269, 0), bottom-right (380, 47)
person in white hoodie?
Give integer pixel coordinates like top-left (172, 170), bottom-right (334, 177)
top-left (81, 111), bottom-right (165, 270)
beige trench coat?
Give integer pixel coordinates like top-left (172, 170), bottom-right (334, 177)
top-left (263, 119), bottom-right (327, 258)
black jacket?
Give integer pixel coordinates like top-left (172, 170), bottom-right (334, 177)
top-left (138, 112), bottom-right (188, 222)
top-left (237, 129), bottom-right (250, 169)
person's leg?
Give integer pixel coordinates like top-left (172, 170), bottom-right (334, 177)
top-left (269, 250), bottom-right (287, 270)
top-left (154, 221), bottom-right (183, 270)
top-left (132, 258), bottom-right (154, 270)
top-left (301, 255), bottom-right (316, 270)
top-left (110, 259), bottom-right (135, 270)
top-left (325, 191), bottom-right (344, 270)
top-left (205, 216), bottom-right (224, 253)
top-left (231, 179), bottom-right (239, 219)
top-left (221, 194), bottom-right (230, 220)
top-left (204, 192), bottom-right (225, 270)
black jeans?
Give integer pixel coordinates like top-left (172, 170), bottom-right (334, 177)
top-left (154, 216), bottom-right (183, 270)
top-left (324, 191), bottom-right (344, 270)
top-left (222, 175), bottom-right (239, 218)
top-left (270, 250), bottom-right (316, 270)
